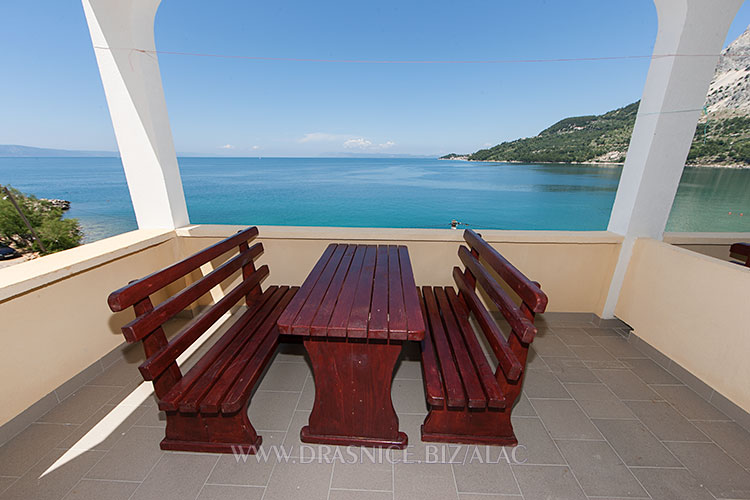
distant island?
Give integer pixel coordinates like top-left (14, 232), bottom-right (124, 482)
top-left (444, 26), bottom-right (750, 168)
top-left (0, 144), bottom-right (119, 158)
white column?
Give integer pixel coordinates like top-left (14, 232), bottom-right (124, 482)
top-left (81, 0), bottom-right (189, 230)
top-left (601, 0), bottom-right (742, 318)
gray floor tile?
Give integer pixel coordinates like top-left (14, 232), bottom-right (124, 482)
top-left (394, 359), bottom-right (423, 380)
top-left (264, 461), bottom-right (333, 500)
top-left (582, 360), bottom-right (628, 370)
top-left (531, 336), bottom-right (576, 357)
top-left (331, 460), bottom-right (392, 492)
top-left (206, 452), bottom-right (275, 486)
top-left (693, 420), bottom-right (750, 469)
top-left (256, 362), bottom-right (309, 392)
top-left (0, 478), bottom-right (16, 496)
top-left (541, 358), bottom-right (599, 383)
top-left (394, 463), bottom-right (458, 500)
top-left (0, 423), bottom-right (77, 476)
top-left (512, 465), bottom-right (587, 500)
top-left (512, 394), bottom-right (537, 417)
top-left (248, 391), bottom-right (300, 431)
top-left (85, 426), bottom-right (165, 481)
top-left (525, 348), bottom-right (550, 370)
top-left (37, 386), bottom-right (117, 425)
top-left (593, 370), bottom-right (660, 401)
top-left (453, 462), bottom-right (519, 495)
top-left (129, 453), bottom-right (218, 500)
top-left (133, 406), bottom-right (166, 427)
top-left (57, 404), bottom-right (146, 451)
top-left (458, 495), bottom-right (521, 500)
top-left (329, 490), bottom-right (393, 500)
top-left (196, 484), bottom-right (264, 500)
top-left (511, 417), bottom-right (565, 465)
top-left (553, 328), bottom-right (599, 346)
top-left (622, 358), bottom-right (680, 384)
top-left (521, 370), bottom-right (571, 399)
top-left (296, 375), bottom-right (315, 411)
top-left (0, 448), bottom-right (106, 500)
top-left (631, 468), bottom-right (714, 500)
top-left (62, 479), bottom-right (139, 500)
top-left (592, 419), bottom-right (681, 467)
top-left (556, 440), bottom-right (646, 498)
top-left (594, 337), bottom-right (646, 359)
top-left (530, 400), bottom-right (602, 440)
top-left (85, 359), bottom-right (142, 388)
top-left (582, 327), bottom-right (621, 337)
top-left (624, 400), bottom-right (709, 442)
top-left (651, 385), bottom-right (730, 421)
top-left (665, 441), bottom-right (750, 499)
top-left (564, 384), bottom-right (635, 420)
top-left (392, 379), bottom-right (428, 414)
top-left (569, 345), bottom-right (616, 362)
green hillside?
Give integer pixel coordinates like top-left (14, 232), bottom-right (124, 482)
top-left (458, 101), bottom-right (750, 166)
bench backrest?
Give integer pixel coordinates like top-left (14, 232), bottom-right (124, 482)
top-left (454, 229), bottom-right (548, 398)
top-left (107, 226), bottom-right (267, 398)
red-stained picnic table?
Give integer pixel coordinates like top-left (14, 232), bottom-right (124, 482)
top-left (277, 243), bottom-right (425, 448)
top-left (730, 243), bottom-right (750, 267)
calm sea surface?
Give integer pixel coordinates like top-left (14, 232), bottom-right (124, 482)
top-left (1, 157), bottom-right (748, 242)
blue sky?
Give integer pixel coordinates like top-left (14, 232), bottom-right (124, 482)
top-left (1, 0), bottom-right (749, 156)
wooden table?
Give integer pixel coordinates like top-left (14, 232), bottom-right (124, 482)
top-left (730, 243), bottom-right (750, 267)
top-left (277, 244), bottom-right (425, 448)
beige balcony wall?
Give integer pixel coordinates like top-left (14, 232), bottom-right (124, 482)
top-left (616, 238), bottom-right (750, 413)
top-left (0, 230), bottom-right (182, 427)
top-left (177, 225), bottom-right (623, 315)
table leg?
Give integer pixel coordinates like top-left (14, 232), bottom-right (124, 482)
top-left (301, 338), bottom-right (408, 449)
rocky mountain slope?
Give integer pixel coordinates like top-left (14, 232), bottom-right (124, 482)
top-left (454, 26), bottom-right (750, 167)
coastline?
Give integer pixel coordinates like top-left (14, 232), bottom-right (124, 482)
top-left (440, 157), bottom-right (750, 169)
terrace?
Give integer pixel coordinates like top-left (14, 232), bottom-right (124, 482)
top-left (1, 0), bottom-right (750, 499)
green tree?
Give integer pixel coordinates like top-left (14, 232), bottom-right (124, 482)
top-left (0, 185), bottom-right (82, 254)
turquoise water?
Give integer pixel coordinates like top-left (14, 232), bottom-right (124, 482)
top-left (1, 157), bottom-right (748, 242)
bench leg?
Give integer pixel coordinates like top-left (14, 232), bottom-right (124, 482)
top-left (161, 402), bottom-right (262, 454)
top-left (421, 407), bottom-right (518, 447)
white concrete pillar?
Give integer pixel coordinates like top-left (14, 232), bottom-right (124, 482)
top-left (81, 0), bottom-right (189, 229)
top-left (602, 0), bottom-right (743, 318)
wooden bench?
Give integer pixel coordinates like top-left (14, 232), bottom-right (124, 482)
top-left (107, 226), bottom-right (297, 453)
top-left (419, 229), bottom-right (548, 446)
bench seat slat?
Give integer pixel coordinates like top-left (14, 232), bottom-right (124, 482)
top-left (160, 287), bottom-right (283, 412)
top-left (434, 287), bottom-right (487, 409)
top-left (459, 246), bottom-right (537, 343)
top-left (122, 243), bottom-right (263, 342)
top-left (423, 286), bottom-right (466, 409)
top-left (418, 289), bottom-right (445, 407)
top-left (453, 268), bottom-right (522, 381)
top-left (444, 288), bottom-right (506, 409)
top-left (139, 266), bottom-right (269, 381)
top-left (108, 226), bottom-right (259, 312)
top-left (221, 287), bottom-right (298, 413)
top-left (200, 286), bottom-right (294, 414)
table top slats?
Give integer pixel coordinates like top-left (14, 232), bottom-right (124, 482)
top-left (310, 245), bottom-right (357, 336)
top-left (291, 244), bottom-right (348, 335)
top-left (347, 245), bottom-right (377, 338)
top-left (277, 243), bottom-right (338, 334)
top-left (281, 243), bottom-right (424, 340)
top-left (398, 246), bottom-right (424, 341)
top-left (368, 246), bottom-right (390, 339)
top-left (387, 245), bottom-right (408, 340)
top-left (327, 245), bottom-right (368, 337)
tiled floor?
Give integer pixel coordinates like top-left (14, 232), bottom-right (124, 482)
top-left (1, 316), bottom-right (750, 500)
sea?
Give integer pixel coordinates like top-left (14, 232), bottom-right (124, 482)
top-left (1, 157), bottom-right (749, 243)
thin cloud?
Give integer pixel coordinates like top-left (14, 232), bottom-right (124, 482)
top-left (219, 144), bottom-right (235, 149)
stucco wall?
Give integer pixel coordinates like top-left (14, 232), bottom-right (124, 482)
top-left (616, 238), bottom-right (750, 413)
top-left (0, 230), bottom-right (182, 426)
top-left (178, 225), bottom-right (623, 316)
